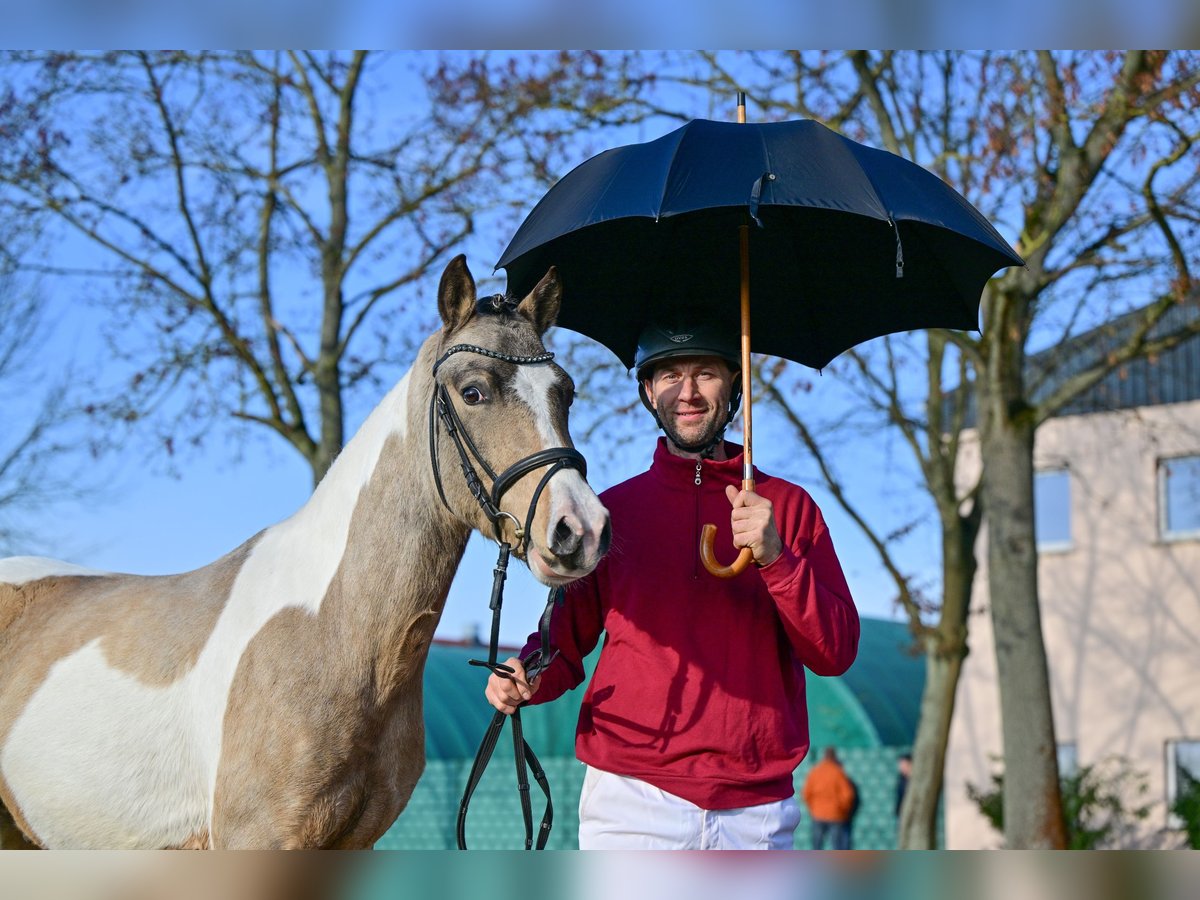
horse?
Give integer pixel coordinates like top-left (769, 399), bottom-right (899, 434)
top-left (0, 255), bottom-right (610, 848)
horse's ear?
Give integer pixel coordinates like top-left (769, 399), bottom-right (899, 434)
top-left (516, 266), bottom-right (562, 336)
top-left (437, 255), bottom-right (477, 335)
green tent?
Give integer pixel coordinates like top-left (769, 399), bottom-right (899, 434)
top-left (377, 616), bottom-right (927, 849)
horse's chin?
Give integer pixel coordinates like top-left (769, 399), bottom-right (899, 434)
top-left (527, 549), bottom-right (593, 587)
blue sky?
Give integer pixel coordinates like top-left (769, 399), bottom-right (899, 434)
top-left (1, 52), bottom-right (956, 649)
top-left (10, 48), bottom-right (1190, 655)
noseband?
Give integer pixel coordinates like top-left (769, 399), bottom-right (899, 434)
top-left (428, 342), bottom-right (587, 556)
top-left (427, 337), bottom-right (588, 850)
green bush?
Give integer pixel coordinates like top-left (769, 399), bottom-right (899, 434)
top-left (1171, 766), bottom-right (1200, 849)
top-left (967, 756), bottom-right (1151, 849)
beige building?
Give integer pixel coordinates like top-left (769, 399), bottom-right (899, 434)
top-left (946, 315), bottom-right (1200, 848)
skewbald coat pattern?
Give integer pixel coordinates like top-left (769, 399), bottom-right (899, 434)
top-left (0, 256), bottom-right (609, 848)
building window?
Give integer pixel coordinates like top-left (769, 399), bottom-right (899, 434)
top-left (1035, 468), bottom-right (1072, 551)
top-left (1057, 742), bottom-right (1078, 779)
top-left (1160, 455), bottom-right (1200, 539)
top-left (1166, 739), bottom-right (1200, 828)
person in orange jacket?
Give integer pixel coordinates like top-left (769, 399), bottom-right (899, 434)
top-left (802, 747), bottom-right (857, 849)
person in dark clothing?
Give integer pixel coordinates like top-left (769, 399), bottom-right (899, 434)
top-left (896, 753), bottom-right (913, 817)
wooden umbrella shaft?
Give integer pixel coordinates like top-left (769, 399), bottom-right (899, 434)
top-left (698, 223), bottom-right (756, 579)
top-left (698, 95), bottom-right (755, 579)
top-left (739, 221), bottom-right (754, 490)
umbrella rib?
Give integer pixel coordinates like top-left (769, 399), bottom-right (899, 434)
top-left (756, 127), bottom-right (773, 199)
top-left (653, 121), bottom-right (697, 220)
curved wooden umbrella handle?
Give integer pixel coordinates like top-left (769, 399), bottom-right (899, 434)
top-left (700, 524), bottom-right (754, 578)
top-left (700, 476), bottom-right (756, 578)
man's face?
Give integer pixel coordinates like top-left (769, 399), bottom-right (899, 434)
top-left (643, 355), bottom-right (735, 451)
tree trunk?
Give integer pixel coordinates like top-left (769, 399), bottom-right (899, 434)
top-left (312, 363), bottom-right (343, 488)
top-left (898, 508), bottom-right (976, 848)
top-left (899, 645), bottom-right (963, 848)
top-left (980, 412), bottom-right (1067, 848)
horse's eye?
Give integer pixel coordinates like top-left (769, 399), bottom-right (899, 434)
top-left (461, 386), bottom-right (484, 406)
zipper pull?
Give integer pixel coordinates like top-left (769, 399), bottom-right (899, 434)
top-left (694, 460), bottom-right (702, 486)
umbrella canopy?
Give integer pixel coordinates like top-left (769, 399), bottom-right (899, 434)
top-left (498, 117), bottom-right (1024, 371)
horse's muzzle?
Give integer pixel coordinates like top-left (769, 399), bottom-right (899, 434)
top-left (531, 510), bottom-right (610, 584)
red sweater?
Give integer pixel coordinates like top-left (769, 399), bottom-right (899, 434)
top-left (521, 439), bottom-right (860, 810)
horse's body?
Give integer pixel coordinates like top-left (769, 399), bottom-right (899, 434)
top-left (0, 257), bottom-right (609, 848)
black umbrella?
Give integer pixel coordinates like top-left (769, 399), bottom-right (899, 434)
top-left (499, 102), bottom-right (1023, 575)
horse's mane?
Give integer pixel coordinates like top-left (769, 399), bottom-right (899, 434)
top-left (474, 293), bottom-right (520, 317)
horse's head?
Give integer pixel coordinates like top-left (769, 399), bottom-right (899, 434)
top-left (428, 255), bottom-right (610, 585)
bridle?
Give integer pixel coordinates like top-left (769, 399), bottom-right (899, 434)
top-left (428, 340), bottom-right (587, 557)
top-left (426, 328), bottom-right (587, 850)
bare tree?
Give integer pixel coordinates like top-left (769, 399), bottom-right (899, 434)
top-left (493, 50), bottom-right (1200, 848)
top-left (0, 51), bottom-right (579, 487)
top-left (964, 51), bottom-right (1199, 848)
top-left (709, 50), bottom-right (1200, 848)
top-left (0, 272), bottom-right (85, 554)
top-left (5, 50), bottom-right (1195, 848)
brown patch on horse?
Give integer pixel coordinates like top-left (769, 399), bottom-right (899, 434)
top-left (168, 828), bottom-right (212, 850)
top-left (0, 539), bottom-right (256, 692)
top-left (0, 800), bottom-right (39, 849)
top-left (210, 427), bottom-right (467, 847)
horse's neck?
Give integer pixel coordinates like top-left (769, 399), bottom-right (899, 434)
top-left (249, 351), bottom-right (468, 658)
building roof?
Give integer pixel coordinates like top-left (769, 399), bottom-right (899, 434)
top-left (1032, 301), bottom-right (1200, 417)
top-left (421, 615), bottom-right (923, 758)
top-left (954, 300), bottom-right (1200, 429)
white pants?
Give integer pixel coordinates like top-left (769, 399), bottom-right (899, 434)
top-left (577, 765), bottom-right (800, 850)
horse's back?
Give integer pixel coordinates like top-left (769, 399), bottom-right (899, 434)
top-left (0, 558), bottom-right (108, 648)
top-left (0, 556), bottom-right (110, 584)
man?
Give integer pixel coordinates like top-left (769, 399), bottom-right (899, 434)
top-left (802, 747), bottom-right (857, 850)
top-left (485, 318), bottom-right (860, 850)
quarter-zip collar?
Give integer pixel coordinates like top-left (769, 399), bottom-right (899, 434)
top-left (648, 439), bottom-right (748, 494)
top-left (649, 437), bottom-right (749, 491)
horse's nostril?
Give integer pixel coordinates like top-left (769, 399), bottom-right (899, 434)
top-left (598, 517), bottom-right (612, 556)
top-left (551, 517), bottom-right (581, 556)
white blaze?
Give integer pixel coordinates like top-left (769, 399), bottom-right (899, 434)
top-left (511, 366), bottom-right (606, 556)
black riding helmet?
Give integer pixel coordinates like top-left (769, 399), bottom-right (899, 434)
top-left (634, 319), bottom-right (743, 452)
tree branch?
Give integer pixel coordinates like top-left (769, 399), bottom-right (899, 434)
top-left (758, 365), bottom-right (931, 633)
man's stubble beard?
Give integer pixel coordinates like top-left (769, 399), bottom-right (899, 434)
top-left (662, 405), bottom-right (728, 454)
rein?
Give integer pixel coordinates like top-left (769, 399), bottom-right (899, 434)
top-left (456, 563), bottom-right (562, 851)
top-left (426, 338), bottom-right (585, 850)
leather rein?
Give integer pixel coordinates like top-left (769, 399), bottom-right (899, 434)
top-left (427, 335), bottom-right (585, 850)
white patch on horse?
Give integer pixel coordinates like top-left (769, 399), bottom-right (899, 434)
top-left (2, 641), bottom-right (206, 847)
top-left (193, 370), bottom-right (413, 820)
top-left (0, 557), bottom-right (110, 586)
top-left (511, 365), bottom-right (600, 546)
top-left (2, 372), bottom-right (413, 847)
